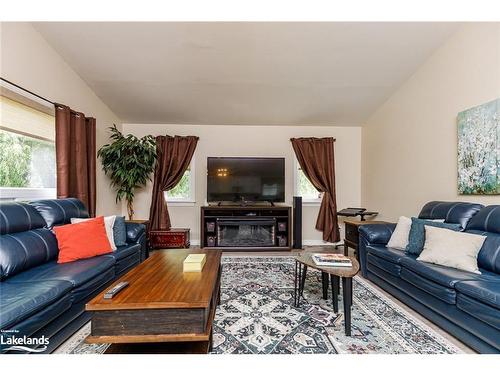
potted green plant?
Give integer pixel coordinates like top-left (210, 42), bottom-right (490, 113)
top-left (98, 125), bottom-right (156, 219)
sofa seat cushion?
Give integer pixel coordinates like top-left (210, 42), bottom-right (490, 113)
top-left (367, 253), bottom-right (401, 276)
top-left (366, 245), bottom-right (411, 264)
top-left (400, 257), bottom-right (483, 288)
top-left (111, 243), bottom-right (141, 261)
top-left (366, 261), bottom-right (403, 289)
top-left (0, 279), bottom-right (73, 329)
top-left (7, 255), bottom-right (115, 288)
top-left (5, 292), bottom-right (73, 347)
top-left (400, 268), bottom-right (457, 304)
top-left (455, 279), bottom-right (500, 309)
top-left (456, 293), bottom-right (500, 331)
top-left (115, 251), bottom-right (141, 276)
top-left (71, 267), bottom-right (115, 303)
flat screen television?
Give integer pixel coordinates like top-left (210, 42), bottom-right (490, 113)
top-left (207, 157), bottom-right (285, 203)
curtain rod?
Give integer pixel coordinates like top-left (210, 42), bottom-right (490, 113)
top-left (0, 77), bottom-right (55, 105)
top-left (290, 137), bottom-right (336, 142)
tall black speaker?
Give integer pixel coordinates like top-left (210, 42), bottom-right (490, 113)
top-left (293, 196), bottom-right (302, 249)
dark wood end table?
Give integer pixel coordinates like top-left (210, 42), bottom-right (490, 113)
top-left (294, 253), bottom-right (360, 336)
top-left (343, 220), bottom-right (388, 259)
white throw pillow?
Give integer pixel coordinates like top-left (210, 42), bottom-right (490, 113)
top-left (387, 217), bottom-right (446, 250)
top-left (71, 216), bottom-right (117, 250)
top-left (387, 216), bottom-right (412, 250)
top-left (417, 225), bottom-right (486, 274)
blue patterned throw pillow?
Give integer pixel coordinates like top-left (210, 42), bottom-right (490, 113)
top-left (113, 216), bottom-right (127, 247)
top-left (405, 217), bottom-right (461, 255)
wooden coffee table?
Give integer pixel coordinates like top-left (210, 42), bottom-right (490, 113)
top-left (294, 252), bottom-right (359, 336)
top-left (86, 249), bottom-right (222, 354)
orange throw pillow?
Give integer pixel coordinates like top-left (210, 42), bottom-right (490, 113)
top-left (54, 216), bottom-right (113, 264)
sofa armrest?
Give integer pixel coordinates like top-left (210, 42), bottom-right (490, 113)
top-left (125, 222), bottom-right (146, 243)
top-left (358, 223), bottom-right (396, 245)
top-left (358, 223), bottom-right (396, 277)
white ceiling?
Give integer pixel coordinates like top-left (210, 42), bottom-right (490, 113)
top-left (33, 22), bottom-right (460, 126)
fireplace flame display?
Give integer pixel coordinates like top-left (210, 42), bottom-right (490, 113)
top-left (217, 218), bottom-right (276, 247)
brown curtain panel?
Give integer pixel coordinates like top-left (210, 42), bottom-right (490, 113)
top-left (149, 135), bottom-right (199, 231)
top-left (290, 137), bottom-right (340, 242)
top-left (55, 104), bottom-right (97, 217)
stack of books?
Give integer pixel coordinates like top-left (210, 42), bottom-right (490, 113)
top-left (312, 253), bottom-right (352, 267)
top-left (183, 254), bottom-right (206, 272)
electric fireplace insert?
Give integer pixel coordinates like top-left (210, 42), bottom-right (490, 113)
top-left (216, 218), bottom-right (276, 247)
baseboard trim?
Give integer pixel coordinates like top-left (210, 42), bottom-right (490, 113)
top-left (303, 239), bottom-right (342, 246)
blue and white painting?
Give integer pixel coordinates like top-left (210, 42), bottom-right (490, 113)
top-left (457, 98), bottom-right (500, 195)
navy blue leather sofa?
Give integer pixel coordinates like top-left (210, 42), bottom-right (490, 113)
top-left (358, 201), bottom-right (500, 353)
top-left (0, 198), bottom-right (147, 353)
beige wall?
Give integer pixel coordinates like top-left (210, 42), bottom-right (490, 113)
top-left (0, 22), bottom-right (122, 215)
top-left (123, 123), bottom-right (361, 244)
top-left (362, 23), bottom-right (500, 222)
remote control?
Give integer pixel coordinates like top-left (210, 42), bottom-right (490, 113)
top-left (104, 281), bottom-right (129, 299)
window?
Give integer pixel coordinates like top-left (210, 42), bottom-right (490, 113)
top-left (163, 157), bottom-right (195, 204)
top-left (294, 158), bottom-right (323, 204)
top-left (0, 94), bottom-right (56, 201)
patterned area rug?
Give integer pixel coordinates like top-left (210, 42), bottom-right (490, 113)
top-left (56, 256), bottom-right (461, 354)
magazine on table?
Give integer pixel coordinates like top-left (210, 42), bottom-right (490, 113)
top-left (312, 253), bottom-right (352, 267)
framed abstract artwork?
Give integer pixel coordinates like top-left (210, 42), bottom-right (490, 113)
top-left (457, 98), bottom-right (499, 195)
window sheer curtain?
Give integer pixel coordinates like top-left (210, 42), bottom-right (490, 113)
top-left (149, 135), bottom-right (199, 231)
top-left (55, 104), bottom-right (96, 216)
top-left (290, 137), bottom-right (340, 243)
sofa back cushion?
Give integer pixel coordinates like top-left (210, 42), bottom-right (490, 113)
top-left (29, 198), bottom-right (89, 229)
top-left (418, 201), bottom-right (484, 230)
top-left (0, 201), bottom-right (59, 280)
top-left (465, 205), bottom-right (500, 274)
top-left (0, 228), bottom-right (59, 280)
top-left (0, 201), bottom-right (47, 235)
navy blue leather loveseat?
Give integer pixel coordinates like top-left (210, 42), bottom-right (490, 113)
top-left (358, 201), bottom-right (500, 353)
top-left (0, 198), bottom-right (147, 353)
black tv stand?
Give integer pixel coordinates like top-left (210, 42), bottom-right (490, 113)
top-left (201, 205), bottom-right (291, 251)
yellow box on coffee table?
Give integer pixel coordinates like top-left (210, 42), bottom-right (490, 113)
top-left (183, 254), bottom-right (206, 272)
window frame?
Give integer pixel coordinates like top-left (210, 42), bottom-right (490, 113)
top-left (0, 187), bottom-right (56, 201)
top-left (0, 82), bottom-right (56, 201)
top-left (164, 155), bottom-right (196, 206)
top-left (293, 157), bottom-right (323, 205)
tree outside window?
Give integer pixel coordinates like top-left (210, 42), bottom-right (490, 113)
top-left (165, 160), bottom-right (195, 202)
top-left (295, 160), bottom-right (322, 202)
top-left (0, 130), bottom-right (56, 189)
